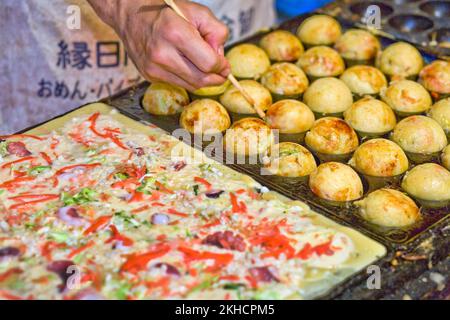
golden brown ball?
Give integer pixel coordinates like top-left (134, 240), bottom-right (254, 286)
top-left (296, 46), bottom-right (345, 78)
top-left (260, 63), bottom-right (309, 96)
top-left (260, 30), bottom-right (304, 62)
top-left (428, 98), bottom-right (450, 133)
top-left (344, 97), bottom-right (397, 134)
top-left (303, 77), bottom-right (353, 114)
top-left (377, 42), bottom-right (423, 79)
top-left (226, 44), bottom-right (271, 79)
top-left (266, 100), bottom-right (315, 134)
top-left (192, 80), bottom-right (230, 97)
top-left (220, 80), bottom-right (272, 114)
top-left (349, 139), bottom-right (409, 177)
top-left (224, 118), bottom-right (274, 156)
top-left (402, 163), bottom-right (450, 201)
top-left (305, 117), bottom-right (359, 155)
top-left (296, 15), bottom-right (342, 46)
top-left (419, 60), bottom-right (450, 94)
top-left (334, 29), bottom-right (381, 61)
top-left (391, 116), bottom-right (447, 154)
top-left (355, 189), bottom-right (420, 227)
top-left (380, 80), bottom-right (432, 114)
top-left (180, 99), bottom-right (231, 134)
top-left (142, 82), bottom-right (189, 115)
top-left (264, 142), bottom-right (317, 177)
top-left (340, 65), bottom-right (387, 95)
top-left (309, 162), bottom-right (363, 201)
top-left (442, 145), bottom-right (450, 170)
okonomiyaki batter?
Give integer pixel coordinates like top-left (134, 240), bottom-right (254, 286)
top-left (0, 104), bottom-right (383, 300)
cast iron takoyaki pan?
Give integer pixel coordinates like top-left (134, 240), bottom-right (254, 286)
top-left (100, 14), bottom-right (449, 247)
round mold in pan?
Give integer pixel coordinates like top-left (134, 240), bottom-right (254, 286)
top-left (350, 1), bottom-right (394, 17)
top-left (388, 14), bottom-right (434, 33)
top-left (419, 1), bottom-right (450, 18)
top-left (429, 27), bottom-right (450, 43)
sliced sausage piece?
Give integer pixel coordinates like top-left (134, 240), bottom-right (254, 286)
top-left (151, 263), bottom-right (181, 277)
top-left (203, 231), bottom-right (246, 252)
top-left (47, 260), bottom-right (77, 292)
top-left (6, 142), bottom-right (31, 157)
top-left (248, 266), bottom-right (279, 283)
top-left (0, 247), bottom-right (21, 259)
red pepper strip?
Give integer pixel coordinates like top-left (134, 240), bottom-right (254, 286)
top-left (41, 241), bottom-right (67, 261)
top-left (0, 268), bottom-right (23, 282)
top-left (144, 277), bottom-right (171, 296)
top-left (0, 134), bottom-right (45, 141)
top-left (120, 244), bottom-right (171, 274)
top-left (111, 178), bottom-right (140, 190)
top-left (194, 177), bottom-right (212, 190)
top-left (131, 205), bottom-right (150, 214)
top-left (155, 181), bottom-right (174, 194)
top-left (0, 290), bottom-right (26, 300)
top-left (83, 215), bottom-right (112, 236)
top-left (40, 152), bottom-right (53, 165)
top-left (50, 137), bottom-right (60, 149)
top-left (126, 191), bottom-right (143, 203)
top-left (296, 240), bottom-right (334, 260)
top-left (249, 227), bottom-right (296, 260)
top-left (229, 193), bottom-right (247, 213)
top-left (0, 176), bottom-right (36, 189)
top-left (68, 240), bottom-right (95, 259)
top-left (8, 195), bottom-right (59, 210)
top-left (200, 219), bottom-right (221, 229)
top-left (167, 208), bottom-right (189, 218)
top-left (1, 156), bottom-right (36, 169)
top-left (88, 113), bottom-right (129, 150)
top-left (178, 246), bottom-right (234, 270)
top-left (55, 163), bottom-right (101, 176)
top-left (219, 275), bottom-right (240, 282)
top-left (105, 225), bottom-right (134, 247)
top-left (9, 194), bottom-right (59, 202)
top-left (151, 202), bottom-right (165, 207)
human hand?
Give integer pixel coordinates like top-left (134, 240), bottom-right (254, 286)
top-left (89, 0), bottom-right (230, 91)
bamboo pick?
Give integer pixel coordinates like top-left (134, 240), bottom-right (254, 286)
top-left (164, 0), bottom-right (266, 119)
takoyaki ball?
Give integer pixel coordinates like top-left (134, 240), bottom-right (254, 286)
top-left (261, 63), bottom-right (309, 98)
top-left (142, 82), bottom-right (189, 115)
top-left (391, 116), bottom-right (447, 154)
top-left (303, 77), bottom-right (353, 115)
top-left (402, 163), bottom-right (450, 202)
top-left (339, 66), bottom-right (387, 96)
top-left (349, 139), bottom-right (409, 177)
top-left (419, 60), bottom-right (450, 95)
top-left (265, 142), bottom-right (317, 177)
top-left (296, 46), bottom-right (345, 78)
top-left (226, 44), bottom-right (271, 80)
top-left (355, 189), bottom-right (420, 228)
top-left (305, 117), bottom-right (359, 155)
top-left (296, 15), bottom-right (342, 46)
top-left (224, 118), bottom-right (274, 156)
top-left (380, 80), bottom-right (432, 115)
top-left (266, 100), bottom-right (315, 134)
top-left (309, 162), bottom-right (363, 202)
top-left (192, 80), bottom-right (230, 100)
top-left (260, 30), bottom-right (304, 62)
top-left (344, 97), bottom-right (397, 135)
top-left (180, 99), bottom-right (231, 134)
top-left (442, 145), bottom-right (450, 170)
top-left (377, 42), bottom-right (423, 79)
top-left (334, 29), bottom-right (381, 62)
top-left (428, 98), bottom-right (450, 134)
top-left (220, 80), bottom-right (272, 114)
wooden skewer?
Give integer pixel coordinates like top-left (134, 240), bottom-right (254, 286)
top-left (164, 0), bottom-right (266, 119)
